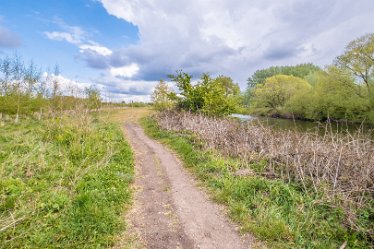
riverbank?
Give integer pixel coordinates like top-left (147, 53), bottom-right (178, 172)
top-left (143, 110), bottom-right (374, 248)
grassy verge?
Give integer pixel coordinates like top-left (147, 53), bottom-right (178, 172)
top-left (141, 116), bottom-right (372, 249)
top-left (0, 113), bottom-right (134, 248)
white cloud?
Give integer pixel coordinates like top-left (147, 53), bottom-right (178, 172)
top-left (40, 1), bottom-right (374, 102)
top-left (40, 72), bottom-right (153, 103)
top-left (79, 44), bottom-right (113, 56)
top-left (44, 31), bottom-right (82, 45)
top-left (102, 93), bottom-right (151, 103)
top-left (91, 72), bottom-right (161, 102)
top-left (44, 21), bottom-right (112, 57)
top-left (99, 0), bottom-right (374, 88)
top-left (110, 63), bottom-right (139, 78)
top-left (41, 72), bottom-right (92, 97)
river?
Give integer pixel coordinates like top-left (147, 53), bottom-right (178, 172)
top-left (231, 114), bottom-right (374, 136)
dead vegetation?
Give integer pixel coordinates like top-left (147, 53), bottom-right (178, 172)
top-left (155, 110), bottom-right (374, 238)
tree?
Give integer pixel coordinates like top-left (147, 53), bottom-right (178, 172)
top-left (85, 86), bottom-right (101, 111)
top-left (289, 67), bottom-right (370, 121)
top-left (151, 80), bottom-right (175, 110)
top-left (336, 33), bottom-right (374, 92)
top-left (245, 64), bottom-right (321, 109)
top-left (168, 70), bottom-right (202, 112)
top-left (250, 75), bottom-right (311, 116)
top-left (168, 71), bottom-right (242, 116)
top-left (201, 75), bottom-right (241, 116)
top-left (247, 63), bottom-right (321, 88)
top-left (0, 56), bottom-right (12, 95)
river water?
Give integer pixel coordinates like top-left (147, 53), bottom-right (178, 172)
top-left (231, 114), bottom-right (374, 136)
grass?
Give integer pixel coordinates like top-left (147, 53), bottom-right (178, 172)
top-left (0, 113), bottom-right (134, 248)
top-left (141, 116), bottom-right (373, 249)
top-left (105, 107), bottom-right (152, 125)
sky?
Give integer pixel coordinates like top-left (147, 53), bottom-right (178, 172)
top-left (0, 0), bottom-right (373, 102)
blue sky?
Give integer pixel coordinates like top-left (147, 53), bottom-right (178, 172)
top-left (0, 0), bottom-right (138, 98)
top-left (1, 0), bottom-right (374, 102)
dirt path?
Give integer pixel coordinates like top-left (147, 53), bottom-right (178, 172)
top-left (123, 123), bottom-right (253, 249)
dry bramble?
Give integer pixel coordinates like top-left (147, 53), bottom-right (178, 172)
top-left (155, 110), bottom-right (374, 236)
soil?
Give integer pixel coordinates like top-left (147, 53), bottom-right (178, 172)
top-left (123, 123), bottom-right (254, 249)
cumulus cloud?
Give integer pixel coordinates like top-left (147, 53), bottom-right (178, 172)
top-left (92, 73), bottom-right (159, 102)
top-left (41, 72), bottom-right (92, 97)
top-left (41, 1), bottom-right (374, 101)
top-left (95, 0), bottom-right (374, 88)
top-left (0, 26), bottom-right (21, 48)
top-left (79, 45), bottom-right (113, 56)
top-left (40, 72), bottom-right (154, 102)
top-left (110, 63), bottom-right (139, 78)
top-left (44, 20), bottom-right (112, 58)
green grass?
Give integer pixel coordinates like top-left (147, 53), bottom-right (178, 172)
top-left (0, 115), bottom-right (134, 248)
top-left (141, 116), bottom-right (372, 249)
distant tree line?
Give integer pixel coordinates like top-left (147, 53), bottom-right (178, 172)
top-left (246, 33), bottom-right (374, 123)
top-left (152, 33), bottom-right (374, 124)
top-left (0, 54), bottom-right (102, 122)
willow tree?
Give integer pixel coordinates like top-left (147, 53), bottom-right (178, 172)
top-left (250, 75), bottom-right (311, 115)
top-left (336, 33), bottom-right (374, 92)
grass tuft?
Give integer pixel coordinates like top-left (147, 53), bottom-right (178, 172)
top-left (0, 115), bottom-right (134, 248)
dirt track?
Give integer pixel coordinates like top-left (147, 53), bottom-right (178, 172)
top-left (124, 123), bottom-right (253, 249)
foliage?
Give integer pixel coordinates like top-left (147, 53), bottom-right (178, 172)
top-left (0, 54), bottom-right (102, 121)
top-left (249, 75), bottom-right (311, 116)
top-left (247, 63), bottom-right (321, 88)
top-left (0, 115), bottom-right (134, 248)
top-left (167, 71), bottom-right (242, 116)
top-left (247, 34), bottom-right (374, 124)
top-left (336, 33), bottom-right (374, 92)
top-left (151, 80), bottom-right (175, 110)
top-left (0, 55), bottom-right (44, 121)
top-left (141, 116), bottom-right (373, 249)
top-left (287, 67), bottom-right (372, 121)
top-left (85, 86), bottom-right (102, 111)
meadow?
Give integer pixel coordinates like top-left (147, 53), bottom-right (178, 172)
top-left (0, 110), bottom-right (134, 248)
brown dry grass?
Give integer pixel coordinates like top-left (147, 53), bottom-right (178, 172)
top-left (104, 107), bottom-right (153, 125)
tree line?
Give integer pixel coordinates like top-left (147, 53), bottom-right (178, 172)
top-left (247, 33), bottom-right (374, 123)
top-left (0, 54), bottom-right (101, 122)
top-left (153, 33), bottom-right (374, 124)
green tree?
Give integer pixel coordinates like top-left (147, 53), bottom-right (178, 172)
top-left (151, 80), bottom-right (175, 110)
top-left (336, 33), bottom-right (374, 92)
top-left (250, 75), bottom-right (311, 116)
top-left (245, 64), bottom-right (321, 109)
top-left (247, 63), bottom-right (321, 88)
top-left (168, 71), bottom-right (202, 112)
top-left (288, 67), bottom-right (371, 121)
top-left (85, 86), bottom-right (101, 111)
top-left (168, 71), bottom-right (242, 116)
top-left (201, 75), bottom-right (241, 116)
